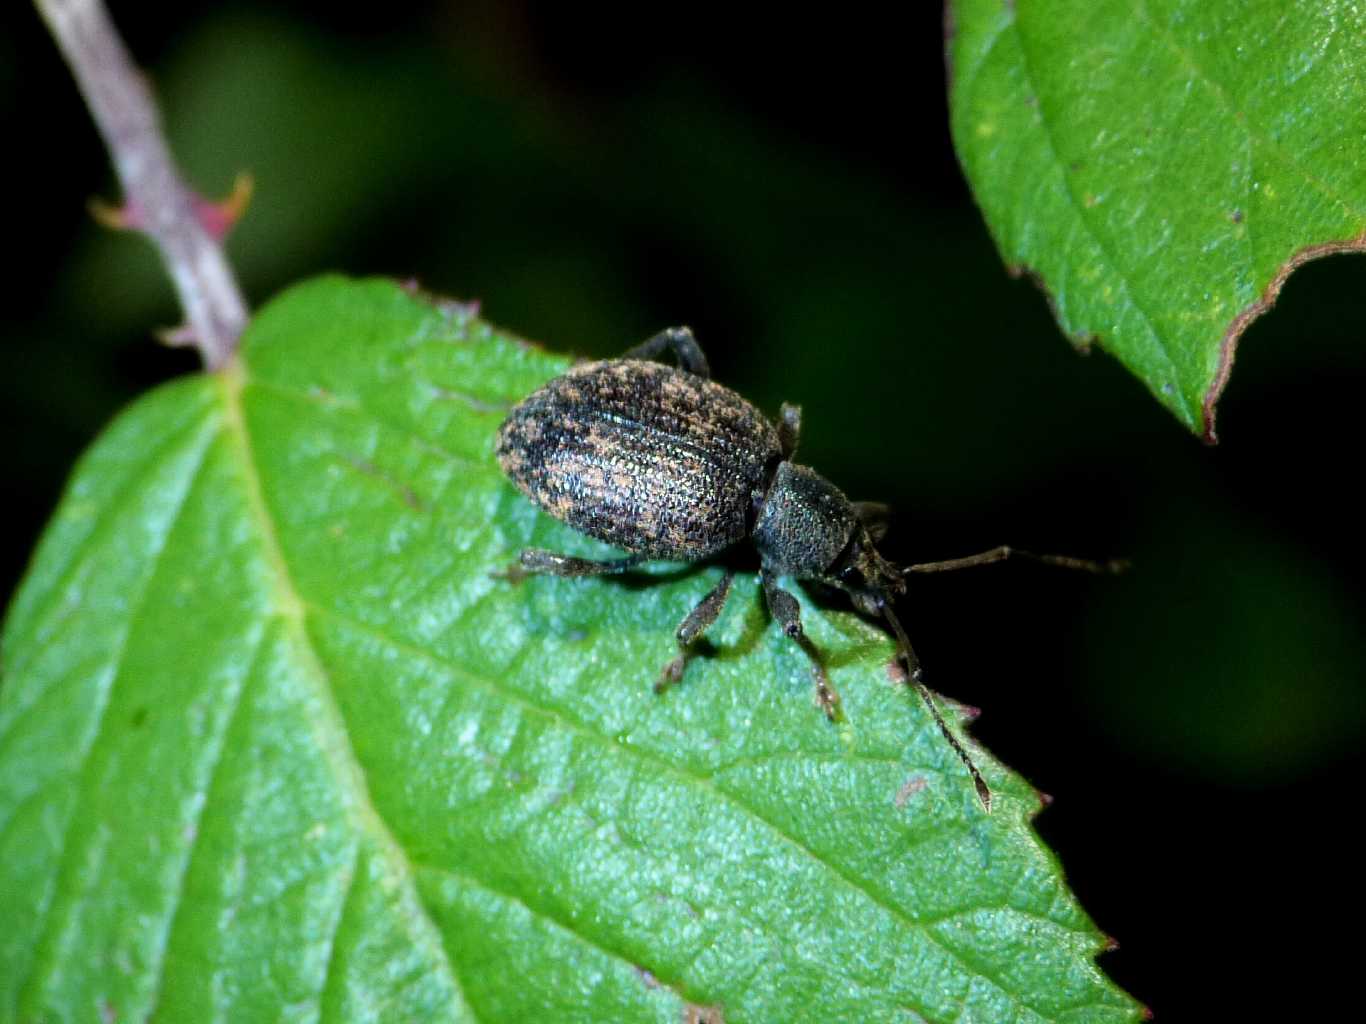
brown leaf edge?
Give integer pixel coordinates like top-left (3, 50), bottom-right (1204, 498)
top-left (1202, 233), bottom-right (1366, 444)
top-left (942, 5), bottom-right (1366, 446)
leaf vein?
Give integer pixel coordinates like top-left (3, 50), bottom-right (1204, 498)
top-left (1133, 0), bottom-right (1366, 226)
top-left (242, 376), bottom-right (496, 479)
top-left (316, 840), bottom-right (360, 1020)
top-left (1, 405), bottom-right (216, 697)
top-left (413, 860), bottom-right (702, 1013)
top-left (144, 625), bottom-right (269, 1022)
top-left (15, 415), bottom-right (218, 1015)
top-left (303, 599), bottom-right (1051, 1021)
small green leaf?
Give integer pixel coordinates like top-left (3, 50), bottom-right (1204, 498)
top-left (948, 0), bottom-right (1366, 439)
top-left (0, 277), bottom-right (1140, 1022)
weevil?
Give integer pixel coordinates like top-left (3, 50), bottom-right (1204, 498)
top-left (496, 327), bottom-right (1120, 810)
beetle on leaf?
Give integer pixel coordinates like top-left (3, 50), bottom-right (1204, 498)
top-left (496, 328), bottom-right (1122, 810)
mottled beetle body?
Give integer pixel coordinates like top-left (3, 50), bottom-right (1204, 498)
top-left (497, 327), bottom-right (1121, 810)
top-left (497, 359), bottom-right (780, 560)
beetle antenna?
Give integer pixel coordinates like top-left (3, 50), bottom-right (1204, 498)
top-left (882, 603), bottom-right (992, 812)
top-left (903, 546), bottom-right (1129, 576)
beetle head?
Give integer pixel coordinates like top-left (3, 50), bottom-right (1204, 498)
top-left (756, 471), bottom-right (911, 665)
top-left (755, 463), bottom-right (905, 604)
top-left (831, 521), bottom-right (906, 616)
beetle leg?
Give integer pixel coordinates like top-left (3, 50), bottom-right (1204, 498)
top-left (621, 326), bottom-right (710, 378)
top-left (777, 403), bottom-right (802, 460)
top-left (498, 549), bottom-right (645, 581)
top-left (760, 570), bottom-right (842, 721)
top-left (655, 570), bottom-right (735, 694)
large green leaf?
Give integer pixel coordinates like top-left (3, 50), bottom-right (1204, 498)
top-left (948, 0), bottom-right (1366, 440)
top-left (0, 277), bottom-right (1139, 1022)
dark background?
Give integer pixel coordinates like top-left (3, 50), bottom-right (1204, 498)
top-left (5, 3), bottom-right (1364, 1019)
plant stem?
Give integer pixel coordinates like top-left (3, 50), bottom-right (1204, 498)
top-left (35, 0), bottom-right (248, 370)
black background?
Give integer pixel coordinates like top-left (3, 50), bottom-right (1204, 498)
top-left (5, 3), bottom-right (1364, 1019)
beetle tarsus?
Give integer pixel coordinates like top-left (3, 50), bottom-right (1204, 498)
top-left (656, 570), bottom-right (735, 696)
top-left (655, 654), bottom-right (687, 694)
top-left (491, 563), bottom-right (530, 583)
top-left (514, 549), bottom-right (645, 578)
top-left (816, 677), bottom-right (843, 722)
top-left (973, 776), bottom-right (993, 814)
top-left (761, 569), bottom-right (844, 721)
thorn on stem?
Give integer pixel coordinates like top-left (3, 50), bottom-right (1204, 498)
top-left (88, 171), bottom-right (253, 241)
top-left (193, 171), bottom-right (253, 240)
top-left (154, 323), bottom-right (199, 348)
top-left (88, 194), bottom-right (143, 231)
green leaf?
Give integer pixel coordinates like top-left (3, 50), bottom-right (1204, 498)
top-left (948, 0), bottom-right (1366, 440)
top-left (0, 277), bottom-right (1140, 1022)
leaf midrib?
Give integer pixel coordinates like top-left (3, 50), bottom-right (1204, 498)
top-left (216, 362), bottom-right (477, 1019)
